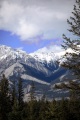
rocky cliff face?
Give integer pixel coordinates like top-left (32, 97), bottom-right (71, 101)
top-left (0, 45), bottom-right (70, 100)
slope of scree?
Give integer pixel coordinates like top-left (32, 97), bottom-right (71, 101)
top-left (0, 45), bottom-right (71, 100)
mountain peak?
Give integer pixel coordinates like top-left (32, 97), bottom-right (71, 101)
top-left (30, 45), bottom-right (65, 63)
top-left (0, 45), bottom-right (31, 61)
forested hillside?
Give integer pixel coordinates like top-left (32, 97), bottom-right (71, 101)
top-left (0, 75), bottom-right (80, 120)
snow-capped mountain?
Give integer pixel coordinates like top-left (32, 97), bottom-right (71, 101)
top-left (0, 45), bottom-right (31, 61)
top-left (30, 45), bottom-right (65, 63)
top-left (0, 45), bottom-right (71, 100)
top-left (0, 45), bottom-right (52, 76)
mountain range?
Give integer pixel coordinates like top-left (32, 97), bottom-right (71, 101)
top-left (0, 45), bottom-right (72, 100)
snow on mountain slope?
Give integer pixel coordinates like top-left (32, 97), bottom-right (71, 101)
top-left (0, 45), bottom-right (68, 83)
top-left (0, 45), bottom-right (52, 76)
top-left (4, 62), bottom-right (49, 85)
top-left (0, 45), bottom-right (72, 100)
top-left (0, 44), bottom-right (65, 65)
top-left (30, 45), bottom-right (65, 63)
top-left (0, 45), bottom-right (53, 83)
top-left (0, 45), bottom-right (31, 61)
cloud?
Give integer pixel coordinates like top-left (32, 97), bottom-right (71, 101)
top-left (46, 45), bottom-right (64, 53)
top-left (35, 44), bottom-right (64, 54)
top-left (0, 0), bottom-right (75, 42)
top-left (16, 47), bottom-right (23, 50)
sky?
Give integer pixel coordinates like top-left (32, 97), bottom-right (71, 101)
top-left (0, 0), bottom-right (75, 53)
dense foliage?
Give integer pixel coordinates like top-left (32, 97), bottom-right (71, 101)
top-left (0, 0), bottom-right (80, 120)
top-left (61, 0), bottom-right (80, 78)
top-left (0, 75), bottom-right (80, 120)
top-left (55, 0), bottom-right (80, 98)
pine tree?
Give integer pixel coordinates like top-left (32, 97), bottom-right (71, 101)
top-left (8, 99), bottom-right (20, 120)
top-left (43, 101), bottom-right (56, 120)
top-left (57, 0), bottom-right (80, 99)
top-left (9, 78), bottom-right (24, 120)
top-left (11, 80), bottom-right (17, 106)
top-left (0, 74), bottom-right (11, 120)
top-left (55, 81), bottom-right (80, 99)
top-left (18, 77), bottom-right (24, 109)
top-left (61, 0), bottom-right (80, 78)
top-left (28, 81), bottom-right (36, 120)
top-left (59, 99), bottom-right (70, 120)
top-left (38, 101), bottom-right (47, 120)
top-left (29, 81), bottom-right (36, 101)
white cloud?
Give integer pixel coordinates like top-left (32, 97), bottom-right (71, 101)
top-left (16, 47), bottom-right (23, 50)
top-left (0, 0), bottom-right (75, 42)
top-left (36, 45), bottom-right (63, 53)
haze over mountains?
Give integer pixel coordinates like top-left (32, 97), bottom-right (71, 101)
top-left (0, 45), bottom-right (72, 100)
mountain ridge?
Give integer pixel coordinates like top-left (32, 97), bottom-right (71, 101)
top-left (30, 45), bottom-right (65, 63)
top-left (0, 44), bottom-right (70, 100)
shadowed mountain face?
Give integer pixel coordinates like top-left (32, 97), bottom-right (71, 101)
top-left (0, 45), bottom-right (70, 100)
